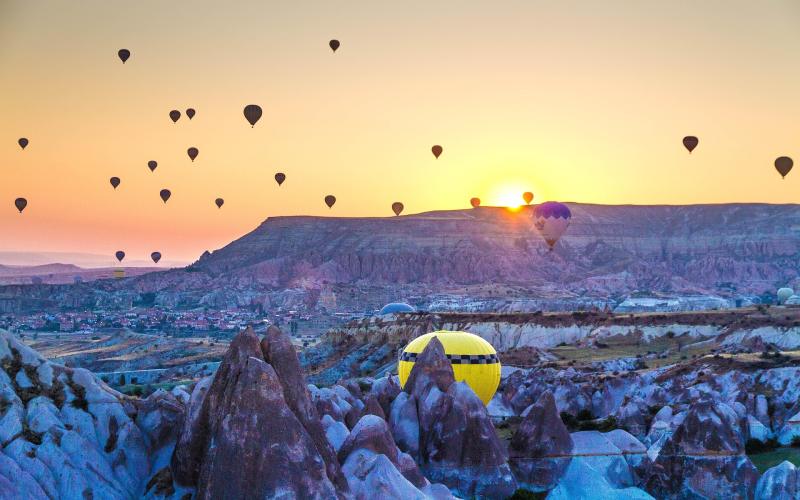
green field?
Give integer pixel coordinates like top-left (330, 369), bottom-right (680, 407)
top-left (749, 447), bottom-right (800, 473)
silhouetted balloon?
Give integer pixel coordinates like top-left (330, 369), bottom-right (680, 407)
top-left (431, 145), bottom-right (443, 159)
top-left (775, 156), bottom-right (793, 179)
top-left (215, 198), bottom-right (224, 208)
top-left (392, 202), bottom-right (404, 216)
top-left (151, 252), bottom-right (161, 264)
top-left (532, 201), bottom-right (571, 250)
top-left (160, 189), bottom-right (171, 203)
top-left (243, 104), bottom-right (262, 127)
top-left (470, 197), bottom-right (481, 208)
top-left (186, 108), bottom-right (196, 119)
top-left (329, 39), bottom-right (340, 52)
top-left (14, 198), bottom-right (27, 213)
top-left (683, 136), bottom-right (699, 153)
top-left (325, 195), bottom-right (336, 208)
top-left (118, 49), bottom-right (130, 64)
top-left (187, 147), bottom-right (198, 161)
top-left (18, 138), bottom-right (28, 150)
top-left (169, 110), bottom-right (181, 123)
top-left (523, 192), bottom-right (534, 205)
top-left (147, 160), bottom-right (157, 172)
top-left (110, 177), bottom-right (120, 189)
top-left (274, 173), bottom-right (286, 186)
top-left (115, 251), bottom-right (125, 262)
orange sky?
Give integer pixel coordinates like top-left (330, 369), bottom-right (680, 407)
top-left (1, 0), bottom-right (799, 264)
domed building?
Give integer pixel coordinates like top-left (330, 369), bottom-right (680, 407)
top-left (379, 302), bottom-right (416, 315)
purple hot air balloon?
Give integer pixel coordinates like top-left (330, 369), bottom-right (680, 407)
top-left (532, 202), bottom-right (572, 250)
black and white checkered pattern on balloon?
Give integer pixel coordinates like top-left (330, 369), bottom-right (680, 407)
top-left (399, 351), bottom-right (498, 364)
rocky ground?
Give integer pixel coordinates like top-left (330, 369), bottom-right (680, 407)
top-left (4, 320), bottom-right (800, 498)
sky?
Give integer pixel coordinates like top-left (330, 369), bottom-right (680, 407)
top-left (1, 0), bottom-right (799, 264)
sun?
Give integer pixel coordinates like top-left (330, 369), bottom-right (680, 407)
top-left (486, 183), bottom-right (533, 211)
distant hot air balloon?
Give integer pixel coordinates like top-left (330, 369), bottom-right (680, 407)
top-left (683, 136), bottom-right (699, 153)
top-left (18, 138), bottom-right (28, 150)
top-left (160, 189), bottom-right (171, 203)
top-left (151, 252), bottom-right (162, 264)
top-left (431, 145), bottom-right (443, 159)
top-left (147, 160), bottom-right (157, 172)
top-left (110, 177), bottom-right (121, 189)
top-left (775, 156), bottom-right (793, 179)
top-left (187, 147), bottom-right (198, 161)
top-left (169, 110), bottom-right (181, 123)
top-left (392, 202), bottom-right (404, 216)
top-left (325, 195), bottom-right (336, 208)
top-left (470, 197), bottom-right (481, 208)
top-left (186, 108), bottom-right (196, 119)
top-left (523, 192), bottom-right (534, 205)
top-left (532, 201), bottom-right (572, 250)
top-left (215, 198), bottom-right (224, 208)
top-left (274, 172), bottom-right (286, 186)
top-left (329, 39), bottom-right (340, 52)
top-left (118, 49), bottom-right (130, 64)
top-left (14, 198), bottom-right (27, 213)
top-left (243, 104), bottom-right (262, 127)
top-left (115, 251), bottom-right (125, 262)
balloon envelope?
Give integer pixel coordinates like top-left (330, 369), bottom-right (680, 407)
top-left (118, 49), bottom-right (130, 63)
top-left (110, 177), bottom-right (120, 189)
top-left (147, 160), bottom-right (157, 172)
top-left (187, 147), bottom-right (198, 161)
top-left (160, 189), bottom-right (171, 203)
top-left (392, 202), bottom-right (404, 216)
top-left (186, 108), bottom-right (195, 119)
top-left (18, 138), bottom-right (28, 150)
top-left (215, 198), bottom-right (224, 208)
top-left (151, 252), bottom-right (161, 264)
top-left (431, 145), bottom-right (443, 159)
top-left (523, 192), bottom-right (534, 205)
top-left (274, 173), bottom-right (286, 186)
top-left (775, 156), bottom-right (793, 179)
top-left (169, 110), bottom-right (181, 123)
top-left (470, 197), bottom-right (481, 208)
top-left (14, 198), bottom-right (27, 213)
top-left (683, 136), bottom-right (699, 153)
top-left (329, 39), bottom-right (340, 52)
top-left (243, 104), bottom-right (262, 127)
top-left (115, 251), bottom-right (125, 262)
top-left (325, 195), bottom-right (336, 208)
top-left (532, 201), bottom-right (571, 250)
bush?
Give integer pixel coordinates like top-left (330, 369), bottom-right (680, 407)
top-left (576, 409), bottom-right (595, 421)
top-left (745, 438), bottom-right (779, 454)
top-left (791, 436), bottom-right (800, 448)
top-left (506, 489), bottom-right (548, 500)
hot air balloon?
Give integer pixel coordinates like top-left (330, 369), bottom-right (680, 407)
top-left (275, 173), bottom-right (286, 186)
top-left (470, 197), bottom-right (481, 208)
top-left (151, 252), bottom-right (162, 264)
top-left (392, 202), bottom-right (404, 216)
top-left (523, 192), bottom-right (534, 205)
top-left (431, 145), bottom-right (443, 159)
top-left (187, 147), bottom-right (198, 162)
top-left (115, 251), bottom-right (125, 262)
top-left (324, 195), bottom-right (336, 208)
top-left (398, 330), bottom-right (500, 406)
top-left (118, 49), bottom-right (130, 64)
top-left (14, 198), bottom-right (27, 213)
top-left (532, 201), bottom-right (571, 250)
top-left (169, 110), bottom-right (181, 123)
top-left (775, 156), bottom-right (793, 179)
top-left (186, 108), bottom-right (196, 119)
top-left (18, 138), bottom-right (28, 150)
top-left (147, 160), bottom-right (157, 172)
top-left (215, 198), bottom-right (224, 208)
top-left (778, 287), bottom-right (794, 305)
top-left (160, 189), bottom-right (171, 203)
top-left (683, 136), bottom-right (699, 153)
top-left (110, 177), bottom-right (121, 189)
top-left (243, 104), bottom-right (262, 127)
top-left (329, 39), bottom-right (340, 52)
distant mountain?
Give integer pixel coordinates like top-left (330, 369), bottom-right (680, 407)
top-left (0, 263), bottom-right (162, 285)
top-left (189, 203), bottom-right (800, 296)
top-left (0, 251), bottom-right (189, 268)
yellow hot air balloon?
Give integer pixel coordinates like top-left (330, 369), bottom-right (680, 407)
top-left (398, 330), bottom-right (500, 405)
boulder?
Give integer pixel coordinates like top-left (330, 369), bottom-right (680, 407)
top-left (755, 461), bottom-right (800, 500)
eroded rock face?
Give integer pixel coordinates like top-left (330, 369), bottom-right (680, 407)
top-left (645, 401), bottom-right (759, 499)
top-left (755, 460), bottom-right (800, 500)
top-left (508, 391), bottom-right (573, 491)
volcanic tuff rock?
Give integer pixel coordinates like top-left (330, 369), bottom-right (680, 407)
top-left (755, 461), bottom-right (800, 500)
